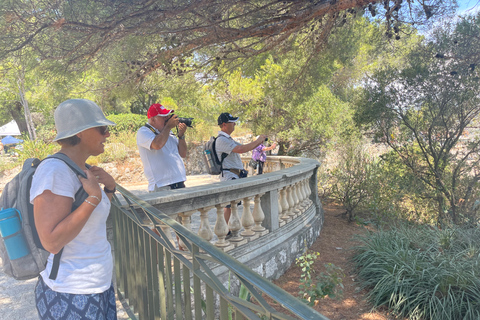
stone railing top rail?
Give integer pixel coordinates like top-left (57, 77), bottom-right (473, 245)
top-left (130, 156), bottom-right (320, 216)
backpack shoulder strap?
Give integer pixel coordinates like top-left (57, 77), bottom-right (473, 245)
top-left (212, 136), bottom-right (228, 173)
top-left (47, 153), bottom-right (88, 179)
top-left (46, 152), bottom-right (89, 209)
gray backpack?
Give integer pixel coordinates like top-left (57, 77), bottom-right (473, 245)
top-left (202, 136), bottom-right (228, 175)
top-left (0, 153), bottom-right (88, 280)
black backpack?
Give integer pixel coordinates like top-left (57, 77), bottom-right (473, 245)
top-left (0, 153), bottom-right (88, 280)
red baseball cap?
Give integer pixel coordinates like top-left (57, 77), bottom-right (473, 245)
top-left (147, 103), bottom-right (174, 119)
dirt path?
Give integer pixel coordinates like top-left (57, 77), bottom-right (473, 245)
top-left (273, 203), bottom-right (395, 320)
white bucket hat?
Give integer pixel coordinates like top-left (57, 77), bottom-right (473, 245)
top-left (53, 99), bottom-right (116, 141)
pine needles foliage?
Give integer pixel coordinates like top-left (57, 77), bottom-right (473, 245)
top-left (352, 224), bottom-right (480, 320)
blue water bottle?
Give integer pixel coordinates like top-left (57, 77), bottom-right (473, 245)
top-left (0, 208), bottom-right (30, 260)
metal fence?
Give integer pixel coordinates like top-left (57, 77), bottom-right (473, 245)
top-left (111, 184), bottom-right (329, 320)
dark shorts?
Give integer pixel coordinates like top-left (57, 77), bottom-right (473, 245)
top-left (35, 276), bottom-right (117, 320)
top-left (257, 160), bottom-right (265, 174)
top-left (169, 181), bottom-right (185, 189)
top-left (151, 181), bottom-right (186, 192)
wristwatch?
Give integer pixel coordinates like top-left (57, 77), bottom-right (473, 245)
top-left (104, 186), bottom-right (116, 193)
top-left (178, 135), bottom-right (185, 140)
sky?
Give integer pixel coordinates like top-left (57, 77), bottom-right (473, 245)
top-left (457, 0), bottom-right (479, 15)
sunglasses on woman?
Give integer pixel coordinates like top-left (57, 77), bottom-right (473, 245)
top-left (96, 126), bottom-right (109, 135)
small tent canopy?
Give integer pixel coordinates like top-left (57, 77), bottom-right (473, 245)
top-left (0, 120), bottom-right (21, 137)
top-left (1, 135), bottom-right (23, 145)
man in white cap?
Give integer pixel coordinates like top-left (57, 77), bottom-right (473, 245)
top-left (216, 112), bottom-right (267, 234)
top-left (137, 103), bottom-right (188, 192)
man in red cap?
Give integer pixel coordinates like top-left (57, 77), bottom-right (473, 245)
top-left (136, 103), bottom-right (188, 192)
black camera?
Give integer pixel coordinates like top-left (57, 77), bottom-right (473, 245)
top-left (166, 114), bottom-right (194, 128)
top-left (178, 117), bottom-right (194, 128)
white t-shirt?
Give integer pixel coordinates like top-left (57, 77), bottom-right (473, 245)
top-left (137, 125), bottom-right (187, 191)
top-left (29, 159), bottom-right (113, 294)
top-left (216, 131), bottom-right (243, 181)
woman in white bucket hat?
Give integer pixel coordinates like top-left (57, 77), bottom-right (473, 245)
top-left (30, 99), bottom-right (118, 319)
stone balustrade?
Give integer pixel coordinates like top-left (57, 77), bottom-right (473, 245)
top-left (111, 155), bottom-right (327, 320)
top-left (133, 156), bottom-right (321, 260)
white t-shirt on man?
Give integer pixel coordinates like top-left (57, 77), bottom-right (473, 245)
top-left (137, 125), bottom-right (187, 191)
top-left (215, 131), bottom-right (243, 181)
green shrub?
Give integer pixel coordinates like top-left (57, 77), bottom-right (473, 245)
top-left (107, 114), bottom-right (147, 134)
top-left (87, 129), bottom-right (138, 165)
top-left (296, 248), bottom-right (344, 306)
top-left (375, 151), bottom-right (440, 225)
top-left (16, 138), bottom-right (60, 163)
top-left (0, 137), bottom-right (60, 174)
top-left (35, 124), bottom-right (57, 142)
top-left (107, 130), bottom-right (138, 152)
top-left (95, 143), bottom-right (129, 163)
top-left (352, 224), bottom-right (480, 320)
top-left (330, 141), bottom-right (374, 221)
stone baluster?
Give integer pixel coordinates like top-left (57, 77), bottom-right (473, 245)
top-left (273, 161), bottom-right (279, 172)
top-left (305, 178), bottom-right (313, 205)
top-left (240, 197), bottom-right (255, 237)
top-left (214, 204), bottom-right (230, 247)
top-left (300, 179), bottom-right (308, 208)
top-left (277, 189), bottom-right (283, 215)
top-left (287, 185), bottom-right (296, 218)
top-left (252, 193), bottom-right (266, 232)
top-left (277, 189), bottom-right (284, 226)
top-left (291, 183), bottom-right (301, 216)
top-left (266, 161), bottom-right (272, 173)
top-left (177, 210), bottom-right (196, 251)
top-left (198, 206), bottom-right (214, 242)
top-left (280, 187), bottom-right (290, 221)
top-left (294, 182), bottom-right (303, 213)
top-left (228, 200), bottom-right (243, 241)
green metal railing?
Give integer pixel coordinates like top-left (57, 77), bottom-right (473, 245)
top-left (111, 184), bottom-right (329, 320)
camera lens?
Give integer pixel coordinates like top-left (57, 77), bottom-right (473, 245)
top-left (178, 117), bottom-right (194, 128)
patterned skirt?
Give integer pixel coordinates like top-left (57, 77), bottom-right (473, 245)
top-left (35, 276), bottom-right (117, 320)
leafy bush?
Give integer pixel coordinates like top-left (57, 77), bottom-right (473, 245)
top-left (16, 137), bottom-right (60, 163)
top-left (330, 141), bottom-right (374, 221)
top-left (327, 141), bottom-right (445, 226)
top-left (375, 151), bottom-right (440, 225)
top-left (96, 142), bottom-right (129, 163)
top-left (296, 248), bottom-right (344, 306)
top-left (35, 123), bottom-right (57, 142)
top-left (87, 129), bottom-right (138, 165)
top-left (107, 130), bottom-right (138, 152)
top-left (106, 113), bottom-right (147, 134)
top-left (352, 224), bottom-right (480, 320)
top-left (0, 137), bottom-right (60, 173)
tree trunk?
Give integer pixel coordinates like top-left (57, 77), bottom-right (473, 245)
top-left (277, 141), bottom-right (287, 155)
top-left (6, 101), bottom-right (28, 134)
top-left (18, 76), bottom-right (37, 140)
top-left (437, 196), bottom-right (447, 227)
